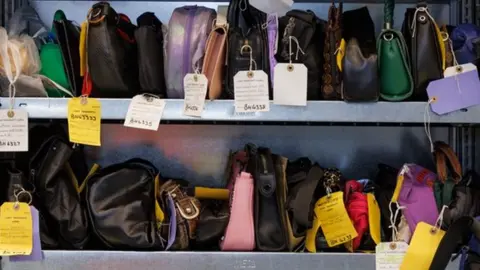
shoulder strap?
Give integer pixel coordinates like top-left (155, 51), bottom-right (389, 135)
top-left (429, 216), bottom-right (480, 270)
top-left (434, 141), bottom-right (462, 184)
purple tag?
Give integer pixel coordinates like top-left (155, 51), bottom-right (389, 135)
top-left (427, 70), bottom-right (480, 115)
top-left (165, 195), bottom-right (176, 251)
top-left (10, 206), bottom-right (44, 262)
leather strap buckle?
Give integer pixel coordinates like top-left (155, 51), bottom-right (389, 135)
top-left (176, 198), bottom-right (200, 220)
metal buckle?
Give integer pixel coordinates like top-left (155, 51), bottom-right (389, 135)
top-left (176, 199), bottom-right (200, 220)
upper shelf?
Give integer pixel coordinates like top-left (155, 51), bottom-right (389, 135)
top-left (2, 98), bottom-right (477, 124)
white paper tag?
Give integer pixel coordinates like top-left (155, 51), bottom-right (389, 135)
top-left (376, 242), bottom-right (409, 270)
top-left (183, 74), bottom-right (208, 117)
top-left (273, 63), bottom-right (308, 106)
top-left (0, 109), bottom-right (28, 152)
top-left (234, 70), bottom-right (270, 113)
top-left (124, 95), bottom-right (166, 131)
top-left (444, 63), bottom-right (478, 77)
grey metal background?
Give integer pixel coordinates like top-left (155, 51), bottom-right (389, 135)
top-left (83, 124), bottom-right (450, 187)
top-left (0, 251), bottom-right (462, 270)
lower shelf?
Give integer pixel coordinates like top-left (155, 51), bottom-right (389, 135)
top-left (2, 251), bottom-right (460, 270)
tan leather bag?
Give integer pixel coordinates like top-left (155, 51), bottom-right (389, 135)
top-left (202, 25), bottom-right (227, 100)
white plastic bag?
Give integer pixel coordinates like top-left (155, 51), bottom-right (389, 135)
top-left (0, 26), bottom-right (52, 97)
top-left (250, 0), bottom-right (293, 16)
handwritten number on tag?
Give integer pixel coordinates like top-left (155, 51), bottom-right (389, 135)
top-left (0, 109), bottom-right (28, 152)
top-left (234, 70), bottom-right (270, 113)
top-left (183, 74), bottom-right (208, 117)
top-left (124, 95), bottom-right (165, 131)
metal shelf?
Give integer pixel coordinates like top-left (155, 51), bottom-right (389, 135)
top-left (2, 98), bottom-right (478, 124)
top-left (2, 251), bottom-right (460, 270)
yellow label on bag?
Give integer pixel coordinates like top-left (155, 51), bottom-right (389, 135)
top-left (336, 39), bottom-right (346, 72)
top-left (79, 21), bottom-right (87, 76)
top-left (367, 193), bottom-right (381, 244)
top-left (314, 192), bottom-right (358, 247)
top-left (68, 98), bottom-right (101, 146)
top-left (0, 202), bottom-right (32, 256)
top-left (391, 173), bottom-right (404, 203)
top-left (400, 222), bottom-right (445, 270)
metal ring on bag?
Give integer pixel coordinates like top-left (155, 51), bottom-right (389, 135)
top-left (15, 190), bottom-right (32, 205)
top-left (419, 15), bottom-right (426, 22)
top-left (240, 45), bottom-right (252, 56)
top-left (383, 33), bottom-right (394, 42)
top-left (441, 32), bottom-right (449, 42)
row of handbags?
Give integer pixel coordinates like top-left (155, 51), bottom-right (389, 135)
top-left (3, 124), bottom-right (480, 254)
top-left (76, 0), bottom-right (459, 102)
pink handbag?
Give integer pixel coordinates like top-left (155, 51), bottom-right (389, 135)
top-left (220, 151), bottom-right (255, 251)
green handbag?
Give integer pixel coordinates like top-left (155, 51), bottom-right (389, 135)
top-left (39, 10), bottom-right (73, 97)
top-left (377, 0), bottom-right (413, 101)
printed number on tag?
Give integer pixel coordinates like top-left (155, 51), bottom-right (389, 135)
top-left (273, 63), bottom-right (307, 106)
top-left (0, 202), bottom-right (32, 256)
top-left (314, 192), bottom-right (358, 247)
top-left (183, 74), bottom-right (208, 117)
top-left (376, 242), bottom-right (409, 270)
top-left (124, 95), bottom-right (166, 131)
top-left (234, 70), bottom-right (270, 113)
top-left (0, 109), bottom-right (28, 152)
top-left (68, 97), bottom-right (101, 146)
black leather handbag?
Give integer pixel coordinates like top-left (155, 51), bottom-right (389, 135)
top-left (194, 200), bottom-right (229, 250)
top-left (85, 158), bottom-right (162, 250)
top-left (226, 0), bottom-right (270, 98)
top-left (402, 1), bottom-right (444, 101)
top-left (135, 12), bottom-right (167, 97)
top-left (28, 125), bottom-right (90, 249)
top-left (277, 10), bottom-right (325, 100)
top-left (87, 2), bottom-right (139, 97)
top-left (342, 38), bottom-right (379, 101)
top-left (250, 147), bottom-right (288, 251)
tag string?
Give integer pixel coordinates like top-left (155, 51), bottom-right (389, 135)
top-left (443, 33), bottom-right (463, 94)
top-left (432, 205), bottom-right (448, 233)
top-left (411, 7), bottom-right (437, 38)
top-left (424, 98), bottom-right (435, 153)
top-left (388, 201), bottom-right (406, 242)
top-left (288, 36), bottom-right (305, 64)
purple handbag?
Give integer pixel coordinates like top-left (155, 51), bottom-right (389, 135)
top-left (398, 164), bottom-right (439, 235)
top-left (165, 6), bottom-right (216, 98)
top-left (267, 14), bottom-right (278, 87)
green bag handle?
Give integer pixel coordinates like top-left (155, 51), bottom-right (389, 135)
top-left (384, 0), bottom-right (394, 29)
top-left (377, 0), bottom-right (414, 101)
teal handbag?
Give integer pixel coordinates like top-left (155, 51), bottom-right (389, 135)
top-left (377, 0), bottom-right (413, 101)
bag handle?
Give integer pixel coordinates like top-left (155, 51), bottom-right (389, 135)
top-left (434, 141), bottom-right (462, 184)
top-left (384, 0), bottom-right (394, 29)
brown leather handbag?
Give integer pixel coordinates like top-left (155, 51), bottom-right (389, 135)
top-left (321, 0), bottom-right (343, 100)
top-left (158, 180), bottom-right (201, 250)
top-left (202, 25), bottom-right (227, 100)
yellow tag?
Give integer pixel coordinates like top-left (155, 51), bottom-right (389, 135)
top-left (367, 193), bottom-right (381, 244)
top-left (68, 98), bottom-right (101, 146)
top-left (314, 192), bottom-right (357, 247)
top-left (79, 21), bottom-right (87, 76)
top-left (0, 202), bottom-right (32, 256)
top-left (391, 173), bottom-right (404, 203)
top-left (400, 222), bottom-right (445, 270)
top-left (336, 39), bottom-right (346, 72)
